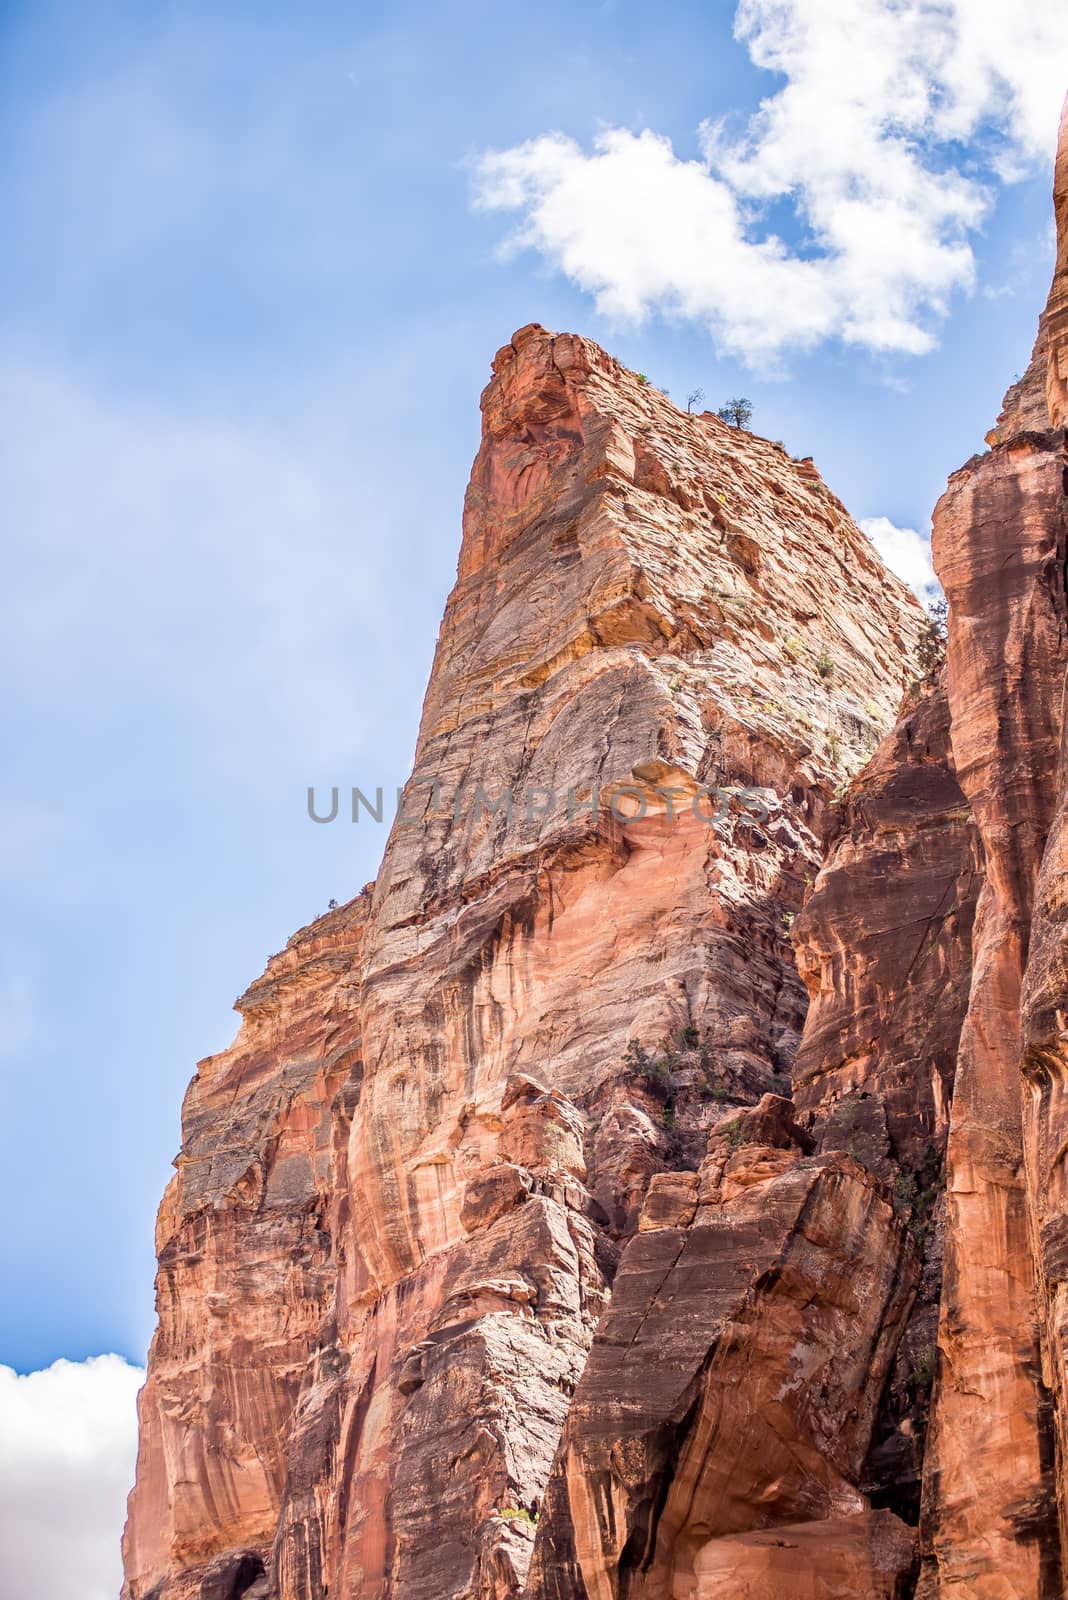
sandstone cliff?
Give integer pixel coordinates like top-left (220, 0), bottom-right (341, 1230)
top-left (916, 102), bottom-right (1068, 1600)
top-left (793, 97), bottom-right (1068, 1600)
top-left (123, 316), bottom-right (923, 1600)
top-left (124, 98), bottom-right (1068, 1600)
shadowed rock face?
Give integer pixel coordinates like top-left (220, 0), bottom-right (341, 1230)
top-left (122, 314), bottom-right (922, 1600)
top-left (525, 1100), bottom-right (917, 1600)
top-left (787, 97), bottom-right (1068, 1600)
top-left (792, 683), bottom-right (978, 1530)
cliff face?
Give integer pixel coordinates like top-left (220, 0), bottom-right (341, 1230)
top-left (916, 106), bottom-right (1068, 1599)
top-left (124, 101), bottom-right (1068, 1600)
top-left (793, 99), bottom-right (1068, 1600)
top-left (123, 321), bottom-right (923, 1600)
top-left (792, 682), bottom-right (978, 1531)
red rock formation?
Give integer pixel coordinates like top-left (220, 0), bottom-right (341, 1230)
top-left (1019, 100), bottom-right (1068, 1596)
top-left (123, 896), bottom-right (371, 1600)
top-left (792, 683), bottom-right (978, 1527)
top-left (789, 96), bottom-right (1068, 1599)
top-left (123, 318), bottom-right (922, 1599)
top-left (916, 100), bottom-right (1068, 1600)
top-left (125, 99), bottom-right (1068, 1600)
top-left (794, 682), bottom-right (977, 1172)
top-left (525, 1098), bottom-right (918, 1599)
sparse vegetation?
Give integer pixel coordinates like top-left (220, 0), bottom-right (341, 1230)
top-left (624, 1027), bottom-right (731, 1104)
top-left (917, 597), bottom-right (948, 680)
top-left (717, 397), bottom-right (753, 429)
top-left (892, 1141), bottom-right (943, 1239)
top-left (907, 1349), bottom-right (937, 1393)
top-left (816, 646), bottom-right (835, 682)
top-left (686, 387), bottom-right (705, 413)
top-left (624, 1038), bottom-right (654, 1075)
top-left (826, 730), bottom-right (841, 767)
top-left (636, 372), bottom-right (649, 386)
top-left (500, 1507), bottom-right (538, 1525)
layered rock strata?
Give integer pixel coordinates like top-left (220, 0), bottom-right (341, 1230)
top-left (917, 385), bottom-right (1067, 1597)
top-left (792, 97), bottom-right (1068, 1600)
top-left (123, 315), bottom-right (923, 1600)
top-left (124, 98), bottom-right (1068, 1600)
top-left (526, 1097), bottom-right (917, 1599)
top-left (791, 682), bottom-right (978, 1527)
top-left (916, 129), bottom-right (1068, 1600)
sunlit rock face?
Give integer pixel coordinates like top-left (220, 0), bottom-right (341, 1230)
top-left (915, 99), bottom-right (1068, 1600)
top-left (123, 303), bottom-right (923, 1600)
top-left (123, 98), bottom-right (1068, 1600)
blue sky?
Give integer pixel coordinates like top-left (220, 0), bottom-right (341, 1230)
top-left (1, 3), bottom-right (1066, 1591)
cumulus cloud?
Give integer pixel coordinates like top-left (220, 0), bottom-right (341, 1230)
top-left (473, 0), bottom-right (1068, 364)
top-left (0, 1355), bottom-right (144, 1600)
top-left (860, 515), bottom-right (938, 599)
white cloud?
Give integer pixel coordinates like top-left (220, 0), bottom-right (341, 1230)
top-left (860, 515), bottom-right (938, 599)
top-left (0, 1355), bottom-right (144, 1600)
top-left (473, 0), bottom-right (1068, 364)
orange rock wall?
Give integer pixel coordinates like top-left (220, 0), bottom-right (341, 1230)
top-left (123, 319), bottom-right (922, 1600)
top-left (123, 97), bottom-right (1068, 1600)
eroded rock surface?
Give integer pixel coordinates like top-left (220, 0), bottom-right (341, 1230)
top-left (915, 102), bottom-right (1068, 1600)
top-left (791, 683), bottom-right (977, 1527)
top-left (123, 99), bottom-right (1068, 1600)
top-left (525, 1099), bottom-right (917, 1600)
top-left (790, 96), bottom-right (1068, 1600)
top-left (123, 316), bottom-right (921, 1600)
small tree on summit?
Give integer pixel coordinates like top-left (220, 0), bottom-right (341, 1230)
top-left (686, 387), bottom-right (705, 413)
top-left (717, 397), bottom-right (753, 429)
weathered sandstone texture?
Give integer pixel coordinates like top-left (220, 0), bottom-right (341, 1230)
top-left (791, 98), bottom-right (1068, 1600)
top-left (123, 308), bottom-right (924, 1600)
top-left (124, 96), bottom-right (1068, 1600)
top-left (915, 101), bottom-right (1068, 1600)
top-left (525, 1097), bottom-right (916, 1599)
top-left (791, 681), bottom-right (978, 1533)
